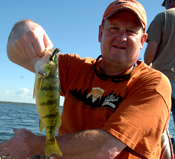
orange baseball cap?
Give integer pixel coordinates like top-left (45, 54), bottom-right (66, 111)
top-left (101, 0), bottom-right (147, 32)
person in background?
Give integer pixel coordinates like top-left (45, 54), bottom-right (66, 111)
top-left (0, 0), bottom-right (172, 158)
top-left (144, 0), bottom-right (175, 128)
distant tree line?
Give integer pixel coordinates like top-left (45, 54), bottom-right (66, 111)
top-left (0, 101), bottom-right (36, 106)
top-left (0, 101), bottom-right (63, 107)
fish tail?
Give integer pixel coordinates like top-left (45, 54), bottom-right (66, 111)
top-left (45, 137), bottom-right (62, 156)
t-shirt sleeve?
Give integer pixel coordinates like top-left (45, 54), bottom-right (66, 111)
top-left (146, 13), bottom-right (165, 44)
top-left (59, 53), bottom-right (82, 96)
top-left (59, 54), bottom-right (94, 96)
top-left (101, 72), bottom-right (171, 158)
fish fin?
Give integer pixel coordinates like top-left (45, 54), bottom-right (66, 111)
top-left (33, 86), bottom-right (36, 99)
top-left (45, 137), bottom-right (62, 156)
top-left (38, 76), bottom-right (43, 91)
top-left (55, 112), bottom-right (61, 131)
top-left (33, 74), bottom-right (43, 99)
top-left (39, 119), bottom-right (44, 132)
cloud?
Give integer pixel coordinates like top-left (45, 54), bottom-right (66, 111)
top-left (5, 91), bottom-right (11, 96)
top-left (14, 88), bottom-right (33, 99)
top-left (0, 88), bottom-right (65, 105)
top-left (0, 88), bottom-right (35, 103)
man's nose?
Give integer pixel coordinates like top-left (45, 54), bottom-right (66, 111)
top-left (115, 30), bottom-right (127, 41)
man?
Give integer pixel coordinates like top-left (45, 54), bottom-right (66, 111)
top-left (0, 0), bottom-right (172, 158)
top-left (144, 0), bottom-right (175, 125)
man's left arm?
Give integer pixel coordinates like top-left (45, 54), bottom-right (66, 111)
top-left (144, 40), bottom-right (158, 65)
top-left (0, 128), bottom-right (127, 159)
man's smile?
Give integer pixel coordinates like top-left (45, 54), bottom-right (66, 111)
top-left (113, 44), bottom-right (126, 49)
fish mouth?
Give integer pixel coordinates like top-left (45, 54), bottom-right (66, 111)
top-left (38, 67), bottom-right (45, 75)
top-left (38, 71), bottom-right (44, 75)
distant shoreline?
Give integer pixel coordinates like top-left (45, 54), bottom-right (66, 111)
top-left (0, 101), bottom-right (63, 107)
top-left (0, 101), bottom-right (36, 106)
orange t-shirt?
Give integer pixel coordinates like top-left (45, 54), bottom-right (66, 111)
top-left (57, 54), bottom-right (171, 159)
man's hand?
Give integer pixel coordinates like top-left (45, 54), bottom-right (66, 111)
top-left (8, 20), bottom-right (53, 58)
top-left (0, 128), bottom-right (45, 159)
top-left (7, 20), bottom-right (54, 72)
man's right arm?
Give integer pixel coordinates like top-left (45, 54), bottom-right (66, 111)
top-left (0, 128), bottom-right (126, 159)
top-left (7, 19), bottom-right (53, 73)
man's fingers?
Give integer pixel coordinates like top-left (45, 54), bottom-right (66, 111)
top-left (0, 148), bottom-right (9, 158)
top-left (0, 140), bottom-right (9, 150)
top-left (13, 128), bottom-right (22, 135)
top-left (43, 33), bottom-right (53, 50)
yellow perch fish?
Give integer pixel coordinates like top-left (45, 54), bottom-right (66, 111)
top-left (33, 48), bottom-right (62, 156)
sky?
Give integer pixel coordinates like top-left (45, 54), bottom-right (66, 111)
top-left (0, 0), bottom-right (164, 105)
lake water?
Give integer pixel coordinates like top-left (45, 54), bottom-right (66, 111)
top-left (0, 103), bottom-right (62, 143)
top-left (0, 103), bottom-right (175, 143)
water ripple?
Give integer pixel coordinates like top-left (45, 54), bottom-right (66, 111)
top-left (0, 103), bottom-right (61, 143)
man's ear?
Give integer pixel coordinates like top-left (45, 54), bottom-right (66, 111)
top-left (98, 25), bottom-right (103, 42)
top-left (140, 33), bottom-right (148, 50)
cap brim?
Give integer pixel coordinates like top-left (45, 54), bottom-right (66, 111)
top-left (162, 0), bottom-right (165, 6)
top-left (102, 1), bottom-right (147, 32)
top-left (104, 7), bottom-right (145, 31)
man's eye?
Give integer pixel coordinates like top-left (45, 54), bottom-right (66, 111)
top-left (111, 27), bottom-right (118, 30)
top-left (127, 30), bottom-right (135, 34)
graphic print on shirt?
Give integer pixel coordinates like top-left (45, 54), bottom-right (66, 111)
top-left (87, 87), bottom-right (104, 102)
top-left (69, 87), bottom-right (122, 110)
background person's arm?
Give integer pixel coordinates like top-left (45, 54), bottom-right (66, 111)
top-left (144, 40), bottom-right (158, 65)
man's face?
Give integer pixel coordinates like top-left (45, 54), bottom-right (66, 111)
top-left (98, 10), bottom-right (147, 69)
